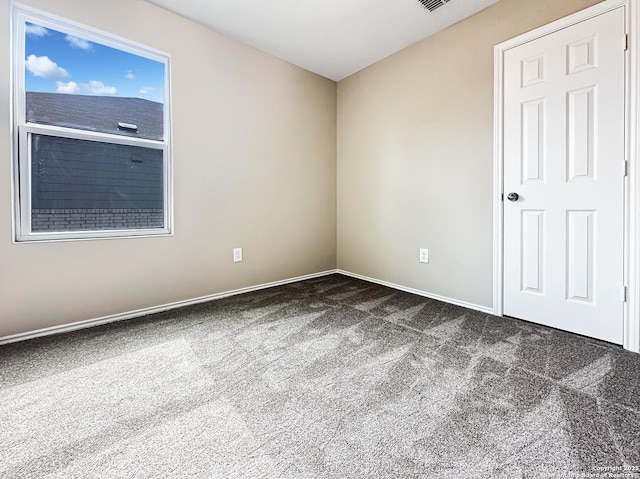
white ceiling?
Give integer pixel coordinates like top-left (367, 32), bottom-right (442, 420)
top-left (145, 0), bottom-right (499, 81)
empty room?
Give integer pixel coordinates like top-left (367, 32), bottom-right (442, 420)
top-left (1, 0), bottom-right (639, 477)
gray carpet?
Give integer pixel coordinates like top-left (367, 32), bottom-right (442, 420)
top-left (1, 274), bottom-right (639, 478)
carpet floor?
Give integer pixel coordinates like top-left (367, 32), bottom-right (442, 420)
top-left (1, 274), bottom-right (639, 478)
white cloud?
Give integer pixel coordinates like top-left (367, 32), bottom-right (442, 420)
top-left (56, 81), bottom-right (80, 94)
top-left (25, 55), bottom-right (69, 79)
top-left (87, 81), bottom-right (117, 95)
top-left (25, 24), bottom-right (49, 37)
top-left (56, 80), bottom-right (117, 96)
top-left (126, 71), bottom-right (136, 80)
top-left (65, 35), bottom-right (92, 51)
top-left (139, 86), bottom-right (163, 102)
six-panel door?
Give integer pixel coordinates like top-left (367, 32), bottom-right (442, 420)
top-left (503, 7), bottom-right (625, 344)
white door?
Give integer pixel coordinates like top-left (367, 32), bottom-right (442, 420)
top-left (503, 7), bottom-right (626, 344)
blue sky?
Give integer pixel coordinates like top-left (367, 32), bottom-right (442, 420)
top-left (25, 23), bottom-right (165, 104)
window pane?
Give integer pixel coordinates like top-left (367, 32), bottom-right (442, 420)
top-left (30, 134), bottom-right (164, 232)
top-left (25, 23), bottom-right (165, 140)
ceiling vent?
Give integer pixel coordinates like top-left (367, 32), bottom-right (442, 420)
top-left (417, 0), bottom-right (453, 12)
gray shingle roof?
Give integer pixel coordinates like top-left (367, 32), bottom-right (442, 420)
top-left (26, 92), bottom-right (164, 140)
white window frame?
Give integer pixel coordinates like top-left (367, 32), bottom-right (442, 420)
top-left (11, 3), bottom-right (173, 242)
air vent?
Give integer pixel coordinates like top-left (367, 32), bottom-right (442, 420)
top-left (417, 0), bottom-right (452, 12)
top-left (117, 121), bottom-right (138, 132)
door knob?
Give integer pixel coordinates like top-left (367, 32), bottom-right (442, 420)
top-left (507, 192), bottom-right (520, 202)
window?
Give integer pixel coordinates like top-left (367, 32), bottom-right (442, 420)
top-left (12, 4), bottom-right (172, 241)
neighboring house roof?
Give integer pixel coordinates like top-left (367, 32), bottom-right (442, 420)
top-left (26, 92), bottom-right (164, 140)
top-left (26, 92), bottom-right (164, 210)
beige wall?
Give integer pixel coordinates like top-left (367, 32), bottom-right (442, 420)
top-left (1, 0), bottom-right (608, 339)
top-left (336, 0), bottom-right (603, 309)
top-left (0, 0), bottom-right (337, 337)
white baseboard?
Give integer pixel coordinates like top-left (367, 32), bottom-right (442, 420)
top-left (1, 269), bottom-right (494, 346)
top-left (0, 270), bottom-right (338, 346)
top-left (336, 269), bottom-right (494, 315)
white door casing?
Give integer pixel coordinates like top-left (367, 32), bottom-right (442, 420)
top-left (499, 6), bottom-right (627, 344)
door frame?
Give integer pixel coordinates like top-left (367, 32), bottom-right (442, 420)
top-left (493, 0), bottom-right (640, 352)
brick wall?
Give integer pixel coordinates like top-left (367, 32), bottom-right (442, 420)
top-left (32, 209), bottom-right (164, 232)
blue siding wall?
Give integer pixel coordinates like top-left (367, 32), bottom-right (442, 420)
top-left (31, 134), bottom-right (163, 210)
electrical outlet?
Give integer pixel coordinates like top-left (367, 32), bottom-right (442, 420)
top-left (419, 248), bottom-right (429, 263)
top-left (233, 247), bottom-right (243, 263)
